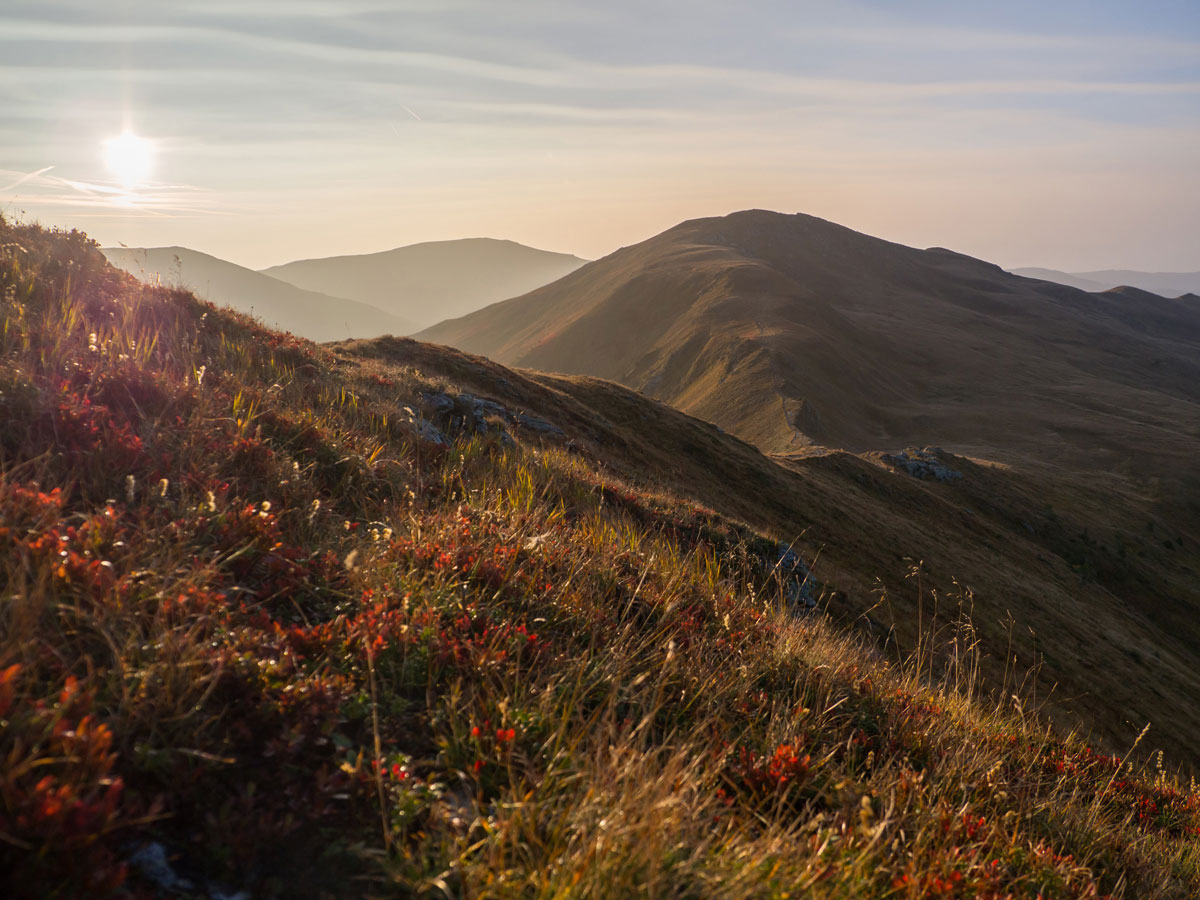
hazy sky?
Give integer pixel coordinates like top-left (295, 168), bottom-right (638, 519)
top-left (2, 0), bottom-right (1198, 271)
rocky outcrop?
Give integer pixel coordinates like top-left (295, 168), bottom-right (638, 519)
top-left (415, 391), bottom-right (563, 445)
top-left (882, 447), bottom-right (963, 483)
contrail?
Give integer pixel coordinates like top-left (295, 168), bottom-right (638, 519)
top-left (399, 104), bottom-right (423, 121)
top-left (1, 166), bottom-right (55, 192)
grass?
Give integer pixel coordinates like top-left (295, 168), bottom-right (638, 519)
top-left (2, 217), bottom-right (1200, 898)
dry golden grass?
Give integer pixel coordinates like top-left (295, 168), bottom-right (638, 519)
top-left (2, 218), bottom-right (1200, 898)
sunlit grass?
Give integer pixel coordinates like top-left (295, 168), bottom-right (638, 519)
top-left (2, 216), bottom-right (1199, 898)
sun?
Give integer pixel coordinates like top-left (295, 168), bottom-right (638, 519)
top-left (102, 132), bottom-right (154, 188)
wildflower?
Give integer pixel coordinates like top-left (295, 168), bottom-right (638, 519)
top-left (205, 490), bottom-right (217, 512)
top-left (194, 364), bottom-right (206, 386)
top-left (259, 500), bottom-right (271, 518)
top-left (308, 498), bottom-right (321, 521)
top-left (125, 475), bottom-right (136, 503)
top-left (88, 332), bottom-right (99, 352)
top-left (157, 478), bottom-right (169, 498)
top-left (496, 727), bottom-right (516, 743)
top-left (470, 726), bottom-right (481, 738)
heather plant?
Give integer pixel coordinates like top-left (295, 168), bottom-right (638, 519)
top-left (2, 217), bottom-right (1200, 897)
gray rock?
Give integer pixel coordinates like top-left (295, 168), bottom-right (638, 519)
top-left (773, 543), bottom-right (817, 612)
top-left (461, 393), bottom-right (508, 420)
top-left (418, 390), bottom-right (564, 443)
top-left (420, 391), bottom-right (456, 415)
top-left (515, 412), bottom-right (564, 435)
top-left (882, 447), bottom-right (963, 483)
top-left (127, 841), bottom-right (254, 900)
top-left (413, 417), bottom-right (448, 446)
top-left (129, 841), bottom-right (192, 892)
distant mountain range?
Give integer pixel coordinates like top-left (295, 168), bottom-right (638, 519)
top-left (261, 238), bottom-right (587, 332)
top-left (102, 246), bottom-right (412, 342)
top-left (1011, 266), bottom-right (1200, 297)
top-left (103, 238), bottom-right (588, 342)
top-left (420, 210), bottom-right (1200, 466)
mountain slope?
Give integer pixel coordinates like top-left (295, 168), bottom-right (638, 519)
top-left (103, 246), bottom-right (414, 341)
top-left (6, 219), bottom-right (1200, 898)
top-left (261, 238), bottom-right (586, 331)
top-left (417, 210), bottom-right (1200, 764)
top-left (420, 210), bottom-right (1200, 468)
top-left (1011, 266), bottom-right (1200, 298)
top-left (340, 336), bottom-right (1200, 766)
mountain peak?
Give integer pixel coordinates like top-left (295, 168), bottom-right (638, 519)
top-left (261, 239), bottom-right (587, 330)
top-left (421, 210), bottom-right (1200, 461)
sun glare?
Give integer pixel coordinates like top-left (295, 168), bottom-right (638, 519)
top-left (102, 131), bottom-right (153, 188)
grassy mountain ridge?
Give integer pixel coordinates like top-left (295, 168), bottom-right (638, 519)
top-left (103, 246), bottom-right (415, 341)
top-left (414, 210), bottom-right (1200, 769)
top-left (4, 219), bottom-right (1200, 898)
top-left (419, 210), bottom-right (1200, 466)
top-left (337, 337), bottom-right (1200, 768)
top-left (261, 238), bottom-right (587, 332)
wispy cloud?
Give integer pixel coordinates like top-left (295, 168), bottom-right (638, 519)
top-left (1, 166), bottom-right (55, 192)
top-left (1, 0), bottom-right (1197, 268)
top-left (0, 168), bottom-right (215, 217)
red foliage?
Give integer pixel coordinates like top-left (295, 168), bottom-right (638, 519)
top-left (0, 672), bottom-right (132, 897)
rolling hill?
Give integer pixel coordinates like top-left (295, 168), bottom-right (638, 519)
top-left (1011, 266), bottom-right (1200, 298)
top-left (419, 209), bottom-right (1200, 763)
top-left (102, 246), bottom-right (414, 341)
top-left (261, 238), bottom-right (587, 332)
top-left (341, 335), bottom-right (1200, 768)
top-left (6, 217), bottom-right (1200, 897)
top-left (419, 210), bottom-right (1200, 467)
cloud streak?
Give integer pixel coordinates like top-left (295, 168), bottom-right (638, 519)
top-left (0, 168), bottom-right (215, 217)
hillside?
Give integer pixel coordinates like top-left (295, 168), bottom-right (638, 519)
top-left (103, 246), bottom-right (414, 341)
top-left (5, 219), bottom-right (1200, 898)
top-left (343, 339), bottom-right (1200, 769)
top-left (261, 238), bottom-right (587, 332)
top-left (1012, 267), bottom-right (1200, 298)
top-left (417, 210), bottom-right (1200, 763)
top-left (419, 210), bottom-right (1200, 467)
